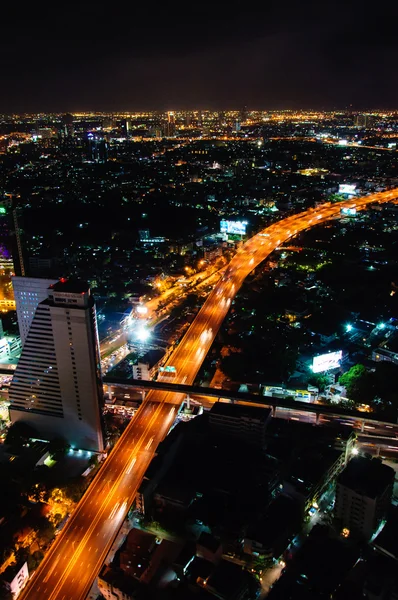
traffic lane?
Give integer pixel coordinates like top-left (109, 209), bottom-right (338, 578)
top-left (51, 402), bottom-right (178, 600)
top-left (20, 399), bottom-right (167, 599)
top-left (23, 401), bottom-right (177, 600)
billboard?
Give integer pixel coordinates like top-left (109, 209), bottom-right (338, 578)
top-left (312, 350), bottom-right (342, 373)
top-left (341, 207), bottom-right (357, 216)
top-left (339, 184), bottom-right (357, 195)
top-left (220, 220), bottom-right (248, 235)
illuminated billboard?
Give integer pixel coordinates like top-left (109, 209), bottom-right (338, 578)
top-left (339, 184), bottom-right (357, 195)
top-left (220, 220), bottom-right (248, 235)
top-left (312, 351), bottom-right (342, 373)
top-left (341, 207), bottom-right (357, 216)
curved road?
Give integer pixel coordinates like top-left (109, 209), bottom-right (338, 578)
top-left (20, 188), bottom-right (398, 600)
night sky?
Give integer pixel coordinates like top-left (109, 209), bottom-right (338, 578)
top-left (1, 0), bottom-right (398, 113)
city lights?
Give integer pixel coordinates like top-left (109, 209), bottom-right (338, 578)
top-left (136, 326), bottom-right (150, 342)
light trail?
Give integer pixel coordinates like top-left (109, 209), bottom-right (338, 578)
top-left (19, 187), bottom-right (398, 600)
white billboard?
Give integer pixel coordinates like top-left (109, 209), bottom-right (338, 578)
top-left (339, 184), bottom-right (357, 195)
top-left (312, 350), bottom-right (342, 373)
top-left (220, 220), bottom-right (248, 235)
top-left (341, 207), bottom-right (357, 216)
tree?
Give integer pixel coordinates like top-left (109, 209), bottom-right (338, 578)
top-left (308, 373), bottom-right (329, 392)
top-left (35, 517), bottom-right (55, 547)
top-left (0, 583), bottom-right (13, 600)
top-left (5, 422), bottom-right (38, 451)
top-left (339, 364), bottom-right (375, 403)
top-left (62, 480), bottom-right (86, 503)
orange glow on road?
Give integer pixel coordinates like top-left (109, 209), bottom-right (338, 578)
top-left (19, 187), bottom-right (398, 600)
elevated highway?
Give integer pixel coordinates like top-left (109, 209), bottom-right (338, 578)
top-left (104, 376), bottom-right (398, 435)
top-left (20, 187), bottom-right (398, 600)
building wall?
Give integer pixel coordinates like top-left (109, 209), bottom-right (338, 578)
top-left (209, 411), bottom-right (268, 446)
top-left (9, 561), bottom-right (29, 596)
top-left (334, 483), bottom-right (377, 539)
top-left (9, 284), bottom-right (104, 451)
top-left (12, 276), bottom-right (58, 346)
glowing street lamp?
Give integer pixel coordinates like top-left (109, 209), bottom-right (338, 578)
top-left (345, 324), bottom-right (353, 333)
top-left (136, 326), bottom-right (150, 342)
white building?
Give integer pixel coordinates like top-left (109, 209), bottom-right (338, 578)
top-left (2, 561), bottom-right (29, 598)
top-left (334, 457), bottom-right (394, 540)
top-left (12, 276), bottom-right (58, 346)
top-left (9, 279), bottom-right (104, 451)
top-left (209, 402), bottom-right (271, 447)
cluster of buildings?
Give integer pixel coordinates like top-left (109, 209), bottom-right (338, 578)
top-left (91, 401), bottom-right (396, 600)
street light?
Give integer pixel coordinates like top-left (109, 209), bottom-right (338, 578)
top-left (136, 326), bottom-right (150, 342)
top-left (378, 322), bottom-right (386, 330)
top-left (345, 324), bottom-right (353, 333)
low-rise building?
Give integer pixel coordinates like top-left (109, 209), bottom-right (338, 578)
top-left (0, 561), bottom-right (29, 598)
top-left (334, 457), bottom-right (394, 540)
top-left (283, 446), bottom-right (345, 515)
top-left (209, 403), bottom-right (271, 447)
top-left (196, 532), bottom-right (223, 565)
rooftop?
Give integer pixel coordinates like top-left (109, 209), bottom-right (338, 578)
top-left (210, 402), bottom-right (271, 422)
top-left (337, 457), bottom-right (394, 499)
top-left (51, 279), bottom-right (90, 294)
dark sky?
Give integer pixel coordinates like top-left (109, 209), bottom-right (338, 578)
top-left (1, 0), bottom-right (398, 112)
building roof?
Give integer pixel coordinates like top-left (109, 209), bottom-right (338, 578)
top-left (337, 457), bottom-right (394, 499)
top-left (207, 559), bottom-right (250, 599)
top-left (51, 279), bottom-right (89, 294)
top-left (120, 528), bottom-right (157, 579)
top-left (210, 402), bottom-right (271, 422)
top-left (197, 532), bottom-right (221, 554)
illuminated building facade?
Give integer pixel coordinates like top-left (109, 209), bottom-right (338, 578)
top-left (165, 111), bottom-right (176, 137)
top-left (9, 280), bottom-right (104, 451)
top-left (12, 276), bottom-right (58, 346)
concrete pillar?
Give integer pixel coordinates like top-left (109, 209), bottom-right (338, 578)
top-left (360, 420), bottom-right (365, 433)
top-left (186, 394), bottom-right (191, 410)
top-left (315, 413), bottom-right (320, 425)
top-left (271, 405), bottom-right (276, 417)
top-left (141, 390), bottom-right (146, 403)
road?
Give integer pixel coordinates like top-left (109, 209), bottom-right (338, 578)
top-left (20, 187), bottom-right (398, 600)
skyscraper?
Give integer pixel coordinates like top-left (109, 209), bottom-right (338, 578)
top-left (9, 279), bottom-right (104, 451)
top-left (165, 111), bottom-right (176, 137)
top-left (354, 114), bottom-right (376, 128)
top-left (62, 113), bottom-right (75, 138)
top-left (121, 118), bottom-right (131, 138)
top-left (12, 276), bottom-right (58, 346)
top-left (0, 196), bottom-right (25, 276)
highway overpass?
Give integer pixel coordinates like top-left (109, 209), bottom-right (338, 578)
top-left (104, 376), bottom-right (398, 429)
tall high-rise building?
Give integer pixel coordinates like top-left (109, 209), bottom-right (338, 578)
top-left (121, 118), bottom-right (131, 138)
top-left (62, 113), bottom-right (75, 138)
top-left (9, 279), bottom-right (104, 451)
top-left (0, 196), bottom-right (25, 276)
top-left (12, 276), bottom-right (58, 346)
top-left (354, 114), bottom-right (376, 128)
top-left (165, 111), bottom-right (176, 137)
